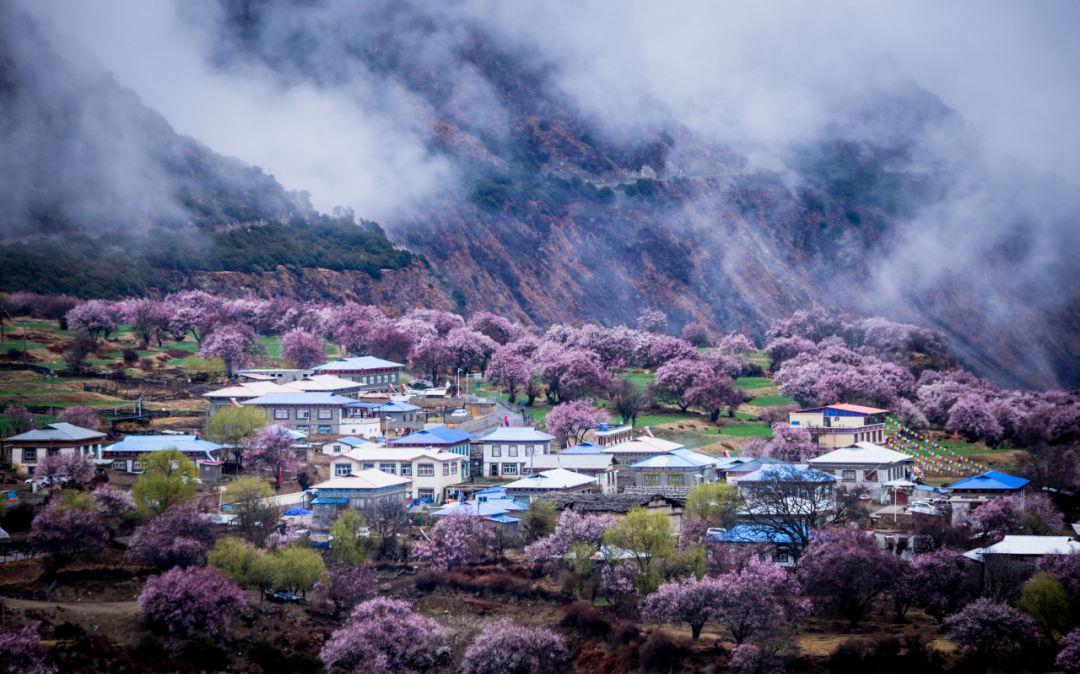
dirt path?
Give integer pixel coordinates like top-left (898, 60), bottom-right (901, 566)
top-left (2, 596), bottom-right (139, 615)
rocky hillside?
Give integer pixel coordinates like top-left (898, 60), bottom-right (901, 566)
top-left (1, 4), bottom-right (1077, 390)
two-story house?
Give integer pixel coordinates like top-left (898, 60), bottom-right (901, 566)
top-left (523, 453), bottom-right (618, 494)
top-left (391, 425), bottom-right (472, 477)
top-left (788, 403), bottom-right (889, 449)
top-left (102, 434), bottom-right (223, 473)
top-left (311, 356), bottom-right (406, 389)
top-left (328, 446), bottom-right (466, 503)
top-left (479, 427), bottom-right (555, 479)
top-left (626, 447), bottom-right (720, 490)
top-left (4, 422), bottom-right (107, 477)
top-left (241, 392), bottom-right (355, 436)
top-left (307, 470), bottom-right (411, 525)
top-left (807, 442), bottom-right (914, 502)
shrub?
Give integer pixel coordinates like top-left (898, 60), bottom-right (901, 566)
top-left (461, 619), bottom-right (570, 674)
top-left (560, 601), bottom-right (612, 637)
top-left (122, 349), bottom-right (138, 364)
top-left (638, 633), bottom-right (686, 673)
top-left (138, 566), bottom-right (246, 640)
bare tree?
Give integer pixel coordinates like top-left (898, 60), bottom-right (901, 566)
top-left (608, 377), bottom-right (648, 425)
top-left (362, 498), bottom-right (409, 560)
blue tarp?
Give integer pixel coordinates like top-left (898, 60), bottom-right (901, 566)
top-left (311, 497), bottom-right (348, 505)
top-left (282, 507), bottom-right (313, 516)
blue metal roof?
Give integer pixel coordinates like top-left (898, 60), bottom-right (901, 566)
top-left (313, 356), bottom-right (404, 371)
top-left (311, 497), bottom-right (349, 505)
top-left (391, 425), bottom-right (470, 445)
top-left (561, 442), bottom-right (605, 454)
top-left (372, 401), bottom-right (421, 413)
top-left (948, 470), bottom-right (1029, 491)
top-left (488, 514), bottom-right (521, 524)
top-left (706, 524), bottom-right (800, 545)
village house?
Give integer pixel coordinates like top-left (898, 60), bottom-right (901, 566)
top-left (102, 434), bottom-right (223, 473)
top-left (543, 492), bottom-right (687, 532)
top-left (626, 447), bottom-right (720, 490)
top-left (320, 436), bottom-right (381, 456)
top-left (788, 403), bottom-right (888, 449)
top-left (3, 422), bottom-right (108, 477)
top-left (523, 453), bottom-right (618, 494)
top-left (502, 468), bottom-right (598, 501)
top-left (311, 356), bottom-right (406, 389)
top-left (732, 463), bottom-right (839, 525)
top-left (241, 392), bottom-right (355, 436)
top-left (307, 470), bottom-right (411, 525)
top-left (589, 423), bottom-right (633, 447)
top-left (289, 375), bottom-right (365, 396)
top-left (238, 368), bottom-right (310, 384)
top-left (202, 380), bottom-right (299, 414)
top-left (479, 426), bottom-right (555, 479)
top-left (808, 442), bottom-right (914, 502)
top-left (601, 435), bottom-right (685, 465)
top-left (328, 446), bottom-right (466, 503)
top-left (714, 456), bottom-right (784, 482)
top-left (369, 400), bottom-right (423, 437)
top-left (433, 486), bottom-right (529, 523)
top-left (391, 425), bottom-right (472, 477)
top-left (705, 524), bottom-right (800, 567)
top-left (964, 535), bottom-right (1080, 596)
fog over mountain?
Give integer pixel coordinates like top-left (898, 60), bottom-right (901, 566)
top-left (5, 1), bottom-right (1080, 389)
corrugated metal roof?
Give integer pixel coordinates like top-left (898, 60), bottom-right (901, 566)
top-left (797, 402), bottom-right (889, 415)
top-left (103, 434), bottom-right (222, 455)
top-left (968, 535), bottom-right (1080, 558)
top-left (311, 469), bottom-right (412, 490)
top-left (503, 468), bottom-right (597, 490)
top-left (481, 427), bottom-right (555, 442)
top-left (561, 442), bottom-right (605, 455)
top-left (241, 392), bottom-right (355, 406)
top-left (527, 454), bottom-right (615, 470)
top-left (734, 463), bottom-right (838, 483)
top-left (630, 448), bottom-right (717, 469)
top-left (6, 422), bottom-right (106, 442)
top-left (809, 442), bottom-right (913, 465)
top-left (313, 356), bottom-right (404, 371)
top-left (290, 375), bottom-right (363, 391)
top-left (948, 470), bottom-right (1029, 491)
top-left (391, 425), bottom-right (470, 445)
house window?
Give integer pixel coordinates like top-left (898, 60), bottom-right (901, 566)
top-left (48, 448), bottom-right (60, 457)
top-left (491, 447), bottom-right (501, 457)
top-left (667, 473), bottom-right (685, 486)
top-left (296, 425), bottom-right (310, 433)
top-left (451, 461), bottom-right (458, 474)
top-left (418, 464), bottom-right (435, 477)
top-left (317, 425), bottom-right (332, 435)
top-left (23, 448), bottom-right (37, 462)
top-left (400, 464), bottom-right (412, 476)
top-left (864, 469), bottom-right (878, 482)
top-left (296, 410), bottom-right (310, 420)
top-left (508, 446), bottom-right (518, 457)
top-left (534, 444), bottom-right (544, 452)
top-left (111, 460), bottom-right (126, 470)
top-left (773, 552), bottom-right (791, 564)
top-left (132, 460), bottom-right (146, 472)
top-left (502, 464), bottom-right (518, 475)
top-left (524, 447), bottom-right (532, 456)
top-left (418, 488), bottom-right (435, 500)
top-left (363, 463), bottom-right (375, 470)
top-left (317, 408), bottom-right (334, 420)
top-left (842, 469), bottom-right (856, 482)
top-left (332, 445), bottom-right (342, 454)
top-left (335, 464), bottom-right (353, 477)
top-left (490, 464), bottom-right (499, 476)
top-left (274, 409), bottom-right (289, 420)
top-left (380, 463), bottom-right (396, 474)
top-left (443, 463), bottom-right (450, 476)
top-left (643, 474), bottom-right (660, 486)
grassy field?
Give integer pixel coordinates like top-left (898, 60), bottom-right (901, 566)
top-left (735, 376), bottom-right (772, 390)
top-left (747, 393), bottom-right (797, 407)
top-left (716, 422), bottom-right (774, 438)
top-left (620, 369), bottom-right (655, 390)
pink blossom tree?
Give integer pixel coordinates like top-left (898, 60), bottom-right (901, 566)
top-left (91, 483), bottom-right (136, 527)
top-left (653, 358), bottom-right (712, 412)
top-left (684, 372), bottom-right (745, 422)
top-left (364, 322), bottom-right (416, 362)
top-left (947, 393), bottom-right (1004, 444)
top-left (764, 335), bottom-right (817, 368)
top-left (118, 298), bottom-right (168, 348)
top-left (320, 597), bottom-right (448, 674)
top-left (967, 492), bottom-right (1065, 542)
top-left (524, 509), bottom-right (615, 572)
top-left (544, 400), bottom-right (609, 448)
top-left (909, 549), bottom-right (976, 621)
top-left (29, 497), bottom-right (109, 569)
top-left (331, 303), bottom-right (386, 354)
top-left (642, 576), bottom-right (726, 639)
top-left (485, 348), bottom-right (532, 403)
top-left (0, 624), bottom-right (54, 674)
top-left (127, 501), bottom-right (217, 569)
top-left (797, 527), bottom-right (897, 629)
top-left (280, 328), bottom-right (324, 368)
top-left (409, 336), bottom-right (453, 382)
top-left (243, 424), bottom-right (300, 490)
top-left (56, 405), bottom-right (102, 431)
top-left (199, 324), bottom-right (260, 377)
top-left (681, 320), bottom-right (713, 347)
top-left (4, 404), bottom-right (33, 434)
top-left (764, 423), bottom-right (816, 462)
top-left (36, 452), bottom-right (95, 487)
top-left (641, 334), bottom-right (699, 367)
top-left (716, 333), bottom-right (756, 354)
top-left (139, 565), bottom-right (246, 640)
top-left (165, 291), bottom-right (224, 344)
top-left (1058, 628), bottom-right (1080, 673)
top-left (445, 327), bottom-right (498, 374)
top-left (65, 300), bottom-right (118, 345)
top-left (467, 311), bottom-right (517, 345)
top-left (714, 558), bottom-right (809, 645)
top-left (944, 598), bottom-right (1039, 663)
top-left (405, 308), bottom-right (464, 336)
top-left (636, 309), bottom-right (668, 334)
top-left (413, 515), bottom-right (495, 571)
top-left (461, 619), bottom-right (570, 674)
top-left (314, 563), bottom-right (377, 617)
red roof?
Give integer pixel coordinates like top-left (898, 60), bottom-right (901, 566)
top-left (827, 403), bottom-right (888, 414)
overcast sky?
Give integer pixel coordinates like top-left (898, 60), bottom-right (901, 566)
top-left (21, 0), bottom-right (1080, 218)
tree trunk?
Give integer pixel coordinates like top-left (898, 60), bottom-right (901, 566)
top-left (691, 623), bottom-right (703, 640)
